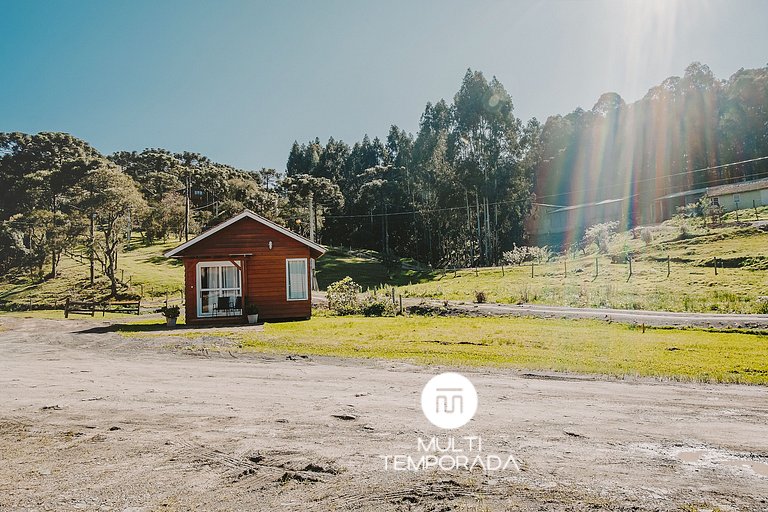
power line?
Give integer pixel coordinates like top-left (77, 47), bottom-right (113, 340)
top-left (323, 155), bottom-right (768, 219)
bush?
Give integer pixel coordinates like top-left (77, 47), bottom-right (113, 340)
top-left (502, 245), bottom-right (550, 265)
top-left (474, 290), bottom-right (487, 303)
top-left (528, 245), bottom-right (551, 263)
top-left (502, 244), bottom-right (528, 265)
top-left (157, 305), bottom-right (180, 318)
top-left (640, 228), bottom-right (653, 245)
top-left (326, 276), bottom-right (361, 315)
top-left (756, 296), bottom-right (768, 314)
top-left (361, 295), bottom-right (397, 317)
top-left (583, 221), bottom-right (618, 253)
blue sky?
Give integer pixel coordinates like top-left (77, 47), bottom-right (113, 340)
top-left (1, 0), bottom-right (766, 171)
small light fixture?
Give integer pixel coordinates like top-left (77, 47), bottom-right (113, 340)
top-left (268, 241), bottom-right (273, 250)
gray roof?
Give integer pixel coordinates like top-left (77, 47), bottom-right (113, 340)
top-left (551, 195), bottom-right (634, 213)
top-left (654, 188), bottom-right (708, 201)
top-left (706, 177), bottom-right (768, 197)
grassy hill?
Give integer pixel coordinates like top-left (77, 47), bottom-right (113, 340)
top-left (401, 214), bottom-right (768, 314)
top-left (0, 240), bottom-right (432, 311)
top-left (1, 213), bottom-right (766, 314)
top-left (0, 238), bottom-right (185, 310)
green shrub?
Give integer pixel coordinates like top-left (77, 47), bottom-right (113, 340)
top-left (474, 290), bottom-right (487, 303)
top-left (361, 295), bottom-right (397, 317)
top-left (326, 276), bottom-right (361, 315)
top-left (157, 305), bottom-right (180, 318)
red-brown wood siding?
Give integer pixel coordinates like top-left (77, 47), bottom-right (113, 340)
top-left (176, 218), bottom-right (318, 322)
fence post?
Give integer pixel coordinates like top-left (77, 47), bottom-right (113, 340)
top-left (391, 287), bottom-right (395, 304)
top-left (399, 294), bottom-right (403, 315)
top-left (531, 260), bottom-right (534, 278)
top-left (627, 256), bottom-right (632, 282)
top-left (501, 264), bottom-right (504, 277)
top-left (714, 257), bottom-right (718, 276)
top-left (667, 256), bottom-right (671, 278)
top-left (65, 297), bottom-right (70, 318)
top-left (564, 260), bottom-right (567, 278)
top-left (595, 257), bottom-right (599, 278)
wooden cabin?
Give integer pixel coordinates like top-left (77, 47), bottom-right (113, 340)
top-left (164, 210), bottom-right (326, 323)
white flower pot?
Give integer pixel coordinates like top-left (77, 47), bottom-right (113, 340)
top-left (247, 314), bottom-right (259, 324)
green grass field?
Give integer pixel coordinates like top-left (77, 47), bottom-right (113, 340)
top-left (151, 314), bottom-right (768, 384)
top-left (401, 221), bottom-right (768, 314)
top-left (0, 237), bottom-right (185, 310)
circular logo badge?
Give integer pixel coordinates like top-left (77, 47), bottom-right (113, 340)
top-left (421, 372), bottom-right (478, 429)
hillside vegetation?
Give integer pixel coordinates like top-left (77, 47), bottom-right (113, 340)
top-left (1, 214), bottom-right (766, 314)
top-left (401, 215), bottom-right (768, 314)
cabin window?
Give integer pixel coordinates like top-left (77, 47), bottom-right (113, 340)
top-left (196, 261), bottom-right (242, 317)
top-left (286, 258), bottom-right (308, 301)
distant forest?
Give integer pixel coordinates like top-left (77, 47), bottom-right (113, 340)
top-left (2, 62), bottom-right (767, 285)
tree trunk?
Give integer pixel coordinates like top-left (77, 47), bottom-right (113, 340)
top-left (475, 192), bottom-right (482, 266)
top-left (51, 193), bottom-right (56, 278)
top-left (89, 214), bottom-right (95, 286)
top-left (107, 249), bottom-right (118, 297)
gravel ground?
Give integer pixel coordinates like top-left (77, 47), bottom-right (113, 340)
top-left (1, 316), bottom-right (767, 511)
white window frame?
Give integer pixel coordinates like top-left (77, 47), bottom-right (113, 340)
top-left (285, 258), bottom-right (308, 301)
top-left (196, 260), bottom-right (242, 317)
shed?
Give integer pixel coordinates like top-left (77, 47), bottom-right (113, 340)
top-left (705, 177), bottom-right (768, 212)
top-left (164, 210), bottom-right (326, 323)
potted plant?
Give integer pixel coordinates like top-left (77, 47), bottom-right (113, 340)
top-left (245, 303), bottom-right (259, 324)
top-left (158, 305), bottom-right (180, 327)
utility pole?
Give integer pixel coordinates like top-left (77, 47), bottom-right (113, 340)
top-left (385, 205), bottom-right (390, 254)
top-left (466, 191), bottom-right (474, 267)
top-left (184, 173), bottom-right (190, 241)
top-left (308, 193), bottom-right (315, 243)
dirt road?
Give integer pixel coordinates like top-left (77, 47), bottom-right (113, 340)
top-left (1, 316), bottom-right (767, 511)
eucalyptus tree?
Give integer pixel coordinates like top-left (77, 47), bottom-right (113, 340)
top-left (448, 70), bottom-right (527, 265)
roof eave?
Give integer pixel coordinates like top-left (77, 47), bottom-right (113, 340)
top-left (163, 210), bottom-right (327, 258)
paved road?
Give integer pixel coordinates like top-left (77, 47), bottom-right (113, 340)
top-left (315, 291), bottom-right (768, 329)
top-left (413, 300), bottom-right (768, 329)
